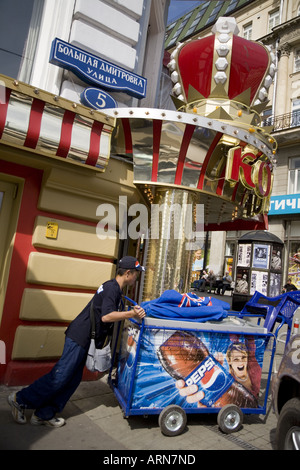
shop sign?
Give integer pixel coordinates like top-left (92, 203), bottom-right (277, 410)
top-left (80, 87), bottom-right (117, 110)
top-left (225, 146), bottom-right (273, 199)
top-left (49, 38), bottom-right (147, 99)
top-left (268, 194), bottom-right (300, 215)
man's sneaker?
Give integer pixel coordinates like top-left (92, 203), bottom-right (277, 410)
top-left (30, 413), bottom-right (65, 427)
top-left (7, 392), bottom-right (26, 424)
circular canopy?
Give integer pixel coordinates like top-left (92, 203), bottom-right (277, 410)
top-left (239, 230), bottom-right (283, 244)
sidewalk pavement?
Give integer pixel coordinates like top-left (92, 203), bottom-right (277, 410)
top-left (0, 292), bottom-right (285, 451)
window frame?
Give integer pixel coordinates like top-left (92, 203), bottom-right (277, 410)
top-left (294, 49), bottom-right (300, 73)
top-left (243, 22), bottom-right (253, 40)
top-left (268, 8), bottom-right (280, 32)
top-left (288, 157), bottom-right (300, 194)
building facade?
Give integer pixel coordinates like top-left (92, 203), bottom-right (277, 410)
top-left (165, 0), bottom-right (300, 290)
top-left (0, 0), bottom-right (170, 385)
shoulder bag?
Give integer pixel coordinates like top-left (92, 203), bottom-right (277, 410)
top-left (85, 301), bottom-right (112, 373)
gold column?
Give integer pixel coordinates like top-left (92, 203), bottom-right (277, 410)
top-left (142, 188), bottom-right (200, 301)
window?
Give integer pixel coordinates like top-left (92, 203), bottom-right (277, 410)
top-left (225, 0), bottom-right (238, 14)
top-left (0, 0), bottom-right (43, 81)
top-left (166, 21), bottom-right (177, 33)
top-left (185, 7), bottom-right (207, 36)
top-left (268, 9), bottom-right (280, 32)
top-left (291, 99), bottom-right (300, 127)
top-left (165, 21), bottom-right (177, 39)
top-left (225, 242), bottom-right (235, 257)
top-left (295, 49), bottom-right (300, 73)
top-left (206, 1), bottom-right (223, 25)
top-left (167, 12), bottom-right (193, 47)
top-left (288, 157), bottom-right (300, 194)
top-left (262, 107), bottom-right (273, 126)
top-left (243, 23), bottom-right (252, 40)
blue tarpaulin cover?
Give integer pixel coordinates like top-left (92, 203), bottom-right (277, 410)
top-left (141, 290), bottom-right (230, 322)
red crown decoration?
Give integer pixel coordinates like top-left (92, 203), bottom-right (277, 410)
top-left (168, 17), bottom-right (276, 126)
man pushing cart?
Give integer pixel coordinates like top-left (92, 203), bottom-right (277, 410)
top-left (109, 289), bottom-right (300, 436)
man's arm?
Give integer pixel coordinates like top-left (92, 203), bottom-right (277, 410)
top-left (101, 304), bottom-right (146, 323)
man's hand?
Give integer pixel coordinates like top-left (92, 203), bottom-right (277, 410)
top-left (132, 305), bottom-right (146, 319)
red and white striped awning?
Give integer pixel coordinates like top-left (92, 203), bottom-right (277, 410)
top-left (0, 75), bottom-right (115, 170)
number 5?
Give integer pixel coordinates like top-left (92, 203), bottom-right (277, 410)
top-left (96, 92), bottom-right (106, 108)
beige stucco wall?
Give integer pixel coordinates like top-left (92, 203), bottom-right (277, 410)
top-left (9, 154), bottom-right (143, 361)
top-left (32, 215), bottom-right (118, 258)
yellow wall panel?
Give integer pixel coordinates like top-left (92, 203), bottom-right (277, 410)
top-left (32, 215), bottom-right (118, 258)
top-left (39, 186), bottom-right (110, 223)
top-left (20, 289), bottom-right (92, 322)
top-left (38, 159), bottom-right (141, 223)
top-left (26, 252), bottom-right (115, 289)
top-left (12, 326), bottom-right (66, 360)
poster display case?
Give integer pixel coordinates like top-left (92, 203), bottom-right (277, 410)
top-left (232, 231), bottom-right (284, 311)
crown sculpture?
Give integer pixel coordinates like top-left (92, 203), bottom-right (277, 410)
top-left (168, 16), bottom-right (276, 129)
top-left (108, 17), bottom-right (277, 229)
top-left (164, 16), bottom-right (277, 226)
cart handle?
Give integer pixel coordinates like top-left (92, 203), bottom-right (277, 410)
top-left (123, 296), bottom-right (145, 324)
top-left (123, 295), bottom-right (138, 306)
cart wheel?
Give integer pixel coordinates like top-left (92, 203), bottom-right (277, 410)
top-left (159, 405), bottom-right (187, 437)
top-left (217, 404), bottom-right (243, 434)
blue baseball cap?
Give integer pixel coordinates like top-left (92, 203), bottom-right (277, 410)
top-left (119, 256), bottom-right (145, 272)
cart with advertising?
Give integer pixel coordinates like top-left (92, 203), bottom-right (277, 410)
top-left (108, 290), bottom-right (300, 436)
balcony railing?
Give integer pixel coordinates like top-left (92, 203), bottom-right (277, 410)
top-left (262, 110), bottom-right (300, 132)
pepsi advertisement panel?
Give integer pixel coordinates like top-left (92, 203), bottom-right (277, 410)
top-left (117, 321), bottom-right (266, 411)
